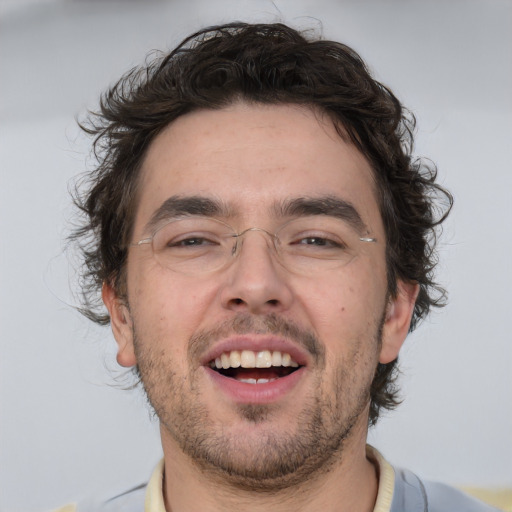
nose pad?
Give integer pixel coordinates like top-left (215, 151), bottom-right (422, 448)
top-left (232, 227), bottom-right (278, 261)
top-left (221, 228), bottom-right (292, 314)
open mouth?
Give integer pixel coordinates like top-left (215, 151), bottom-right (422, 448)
top-left (209, 350), bottom-right (302, 384)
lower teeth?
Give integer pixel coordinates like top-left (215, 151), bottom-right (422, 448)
top-left (238, 378), bottom-right (277, 384)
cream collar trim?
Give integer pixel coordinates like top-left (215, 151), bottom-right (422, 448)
top-left (145, 446), bottom-right (395, 512)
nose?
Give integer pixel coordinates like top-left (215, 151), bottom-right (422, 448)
top-left (219, 230), bottom-right (294, 314)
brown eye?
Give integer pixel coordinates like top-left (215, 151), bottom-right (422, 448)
top-left (167, 236), bottom-right (217, 248)
top-left (295, 236), bottom-right (344, 248)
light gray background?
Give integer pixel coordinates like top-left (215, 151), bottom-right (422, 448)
top-left (1, 0), bottom-right (511, 511)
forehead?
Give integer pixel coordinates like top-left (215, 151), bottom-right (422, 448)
top-left (134, 102), bottom-right (382, 235)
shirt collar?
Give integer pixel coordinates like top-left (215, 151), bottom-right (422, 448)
top-left (145, 445), bottom-right (395, 512)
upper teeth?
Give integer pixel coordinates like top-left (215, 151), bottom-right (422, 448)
top-left (212, 350), bottom-right (299, 370)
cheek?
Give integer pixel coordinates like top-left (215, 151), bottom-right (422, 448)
top-left (127, 266), bottom-right (219, 350)
top-left (299, 265), bottom-right (385, 332)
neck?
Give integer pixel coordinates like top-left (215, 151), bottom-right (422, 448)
top-left (160, 418), bottom-right (378, 512)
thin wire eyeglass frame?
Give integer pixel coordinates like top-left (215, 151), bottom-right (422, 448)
top-left (130, 217), bottom-right (378, 275)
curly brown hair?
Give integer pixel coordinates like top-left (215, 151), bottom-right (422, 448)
top-left (71, 22), bottom-right (453, 425)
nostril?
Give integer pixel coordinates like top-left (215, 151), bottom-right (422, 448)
top-left (267, 299), bottom-right (279, 305)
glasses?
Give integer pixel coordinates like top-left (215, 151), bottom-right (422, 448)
top-left (132, 216), bottom-right (377, 276)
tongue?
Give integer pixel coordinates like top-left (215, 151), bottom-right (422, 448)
top-left (223, 368), bottom-right (292, 380)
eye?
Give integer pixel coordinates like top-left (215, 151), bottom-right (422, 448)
top-left (295, 236), bottom-right (344, 248)
top-left (289, 231), bottom-right (348, 250)
top-left (164, 234), bottom-right (219, 249)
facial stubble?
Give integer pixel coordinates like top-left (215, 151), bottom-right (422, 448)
top-left (133, 313), bottom-right (384, 491)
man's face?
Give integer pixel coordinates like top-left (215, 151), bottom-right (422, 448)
top-left (105, 103), bottom-right (415, 488)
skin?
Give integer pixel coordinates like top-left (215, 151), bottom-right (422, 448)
top-left (103, 102), bottom-right (418, 512)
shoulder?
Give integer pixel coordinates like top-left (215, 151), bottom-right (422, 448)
top-left (392, 466), bottom-right (503, 512)
top-left (51, 459), bottom-right (164, 512)
top-left (52, 483), bottom-right (146, 512)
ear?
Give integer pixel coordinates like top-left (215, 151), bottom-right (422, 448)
top-left (102, 281), bottom-right (137, 367)
top-left (379, 280), bottom-right (420, 364)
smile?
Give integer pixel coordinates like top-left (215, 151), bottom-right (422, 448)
top-left (209, 350), bottom-right (301, 384)
top-left (202, 336), bottom-right (309, 403)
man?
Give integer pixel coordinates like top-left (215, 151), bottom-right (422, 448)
top-left (63, 22), bottom-right (499, 512)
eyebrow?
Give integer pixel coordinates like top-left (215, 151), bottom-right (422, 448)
top-left (144, 194), bottom-right (368, 235)
top-left (144, 195), bottom-right (233, 234)
top-left (274, 196), bottom-right (368, 234)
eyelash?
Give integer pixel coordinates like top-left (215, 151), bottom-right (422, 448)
top-left (293, 236), bottom-right (344, 248)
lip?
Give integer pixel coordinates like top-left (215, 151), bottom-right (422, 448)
top-left (204, 365), bottom-right (307, 404)
top-left (200, 335), bottom-right (311, 404)
top-left (199, 335), bottom-right (311, 367)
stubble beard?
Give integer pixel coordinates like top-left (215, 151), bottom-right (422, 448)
top-left (133, 313), bottom-right (383, 492)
